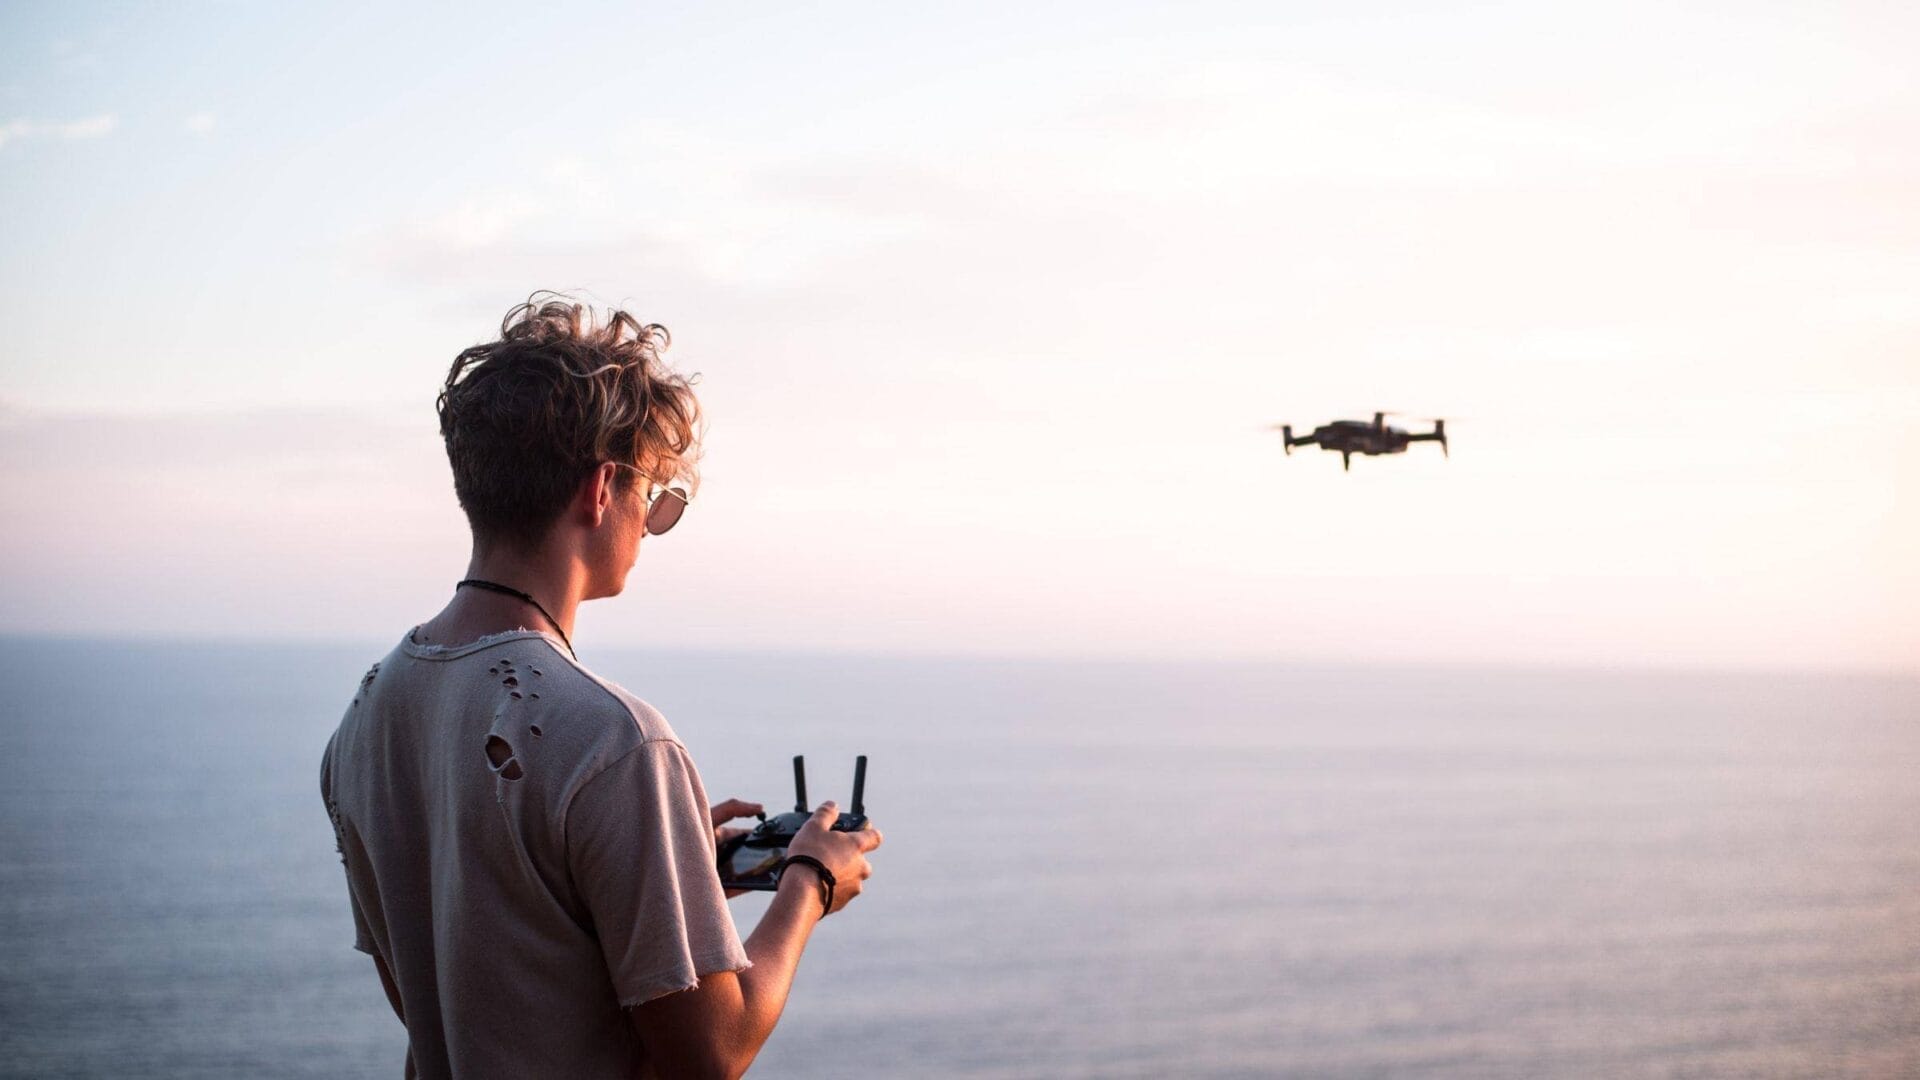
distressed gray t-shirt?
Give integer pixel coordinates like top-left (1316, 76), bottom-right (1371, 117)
top-left (321, 627), bottom-right (749, 1079)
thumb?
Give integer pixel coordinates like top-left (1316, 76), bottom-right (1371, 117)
top-left (807, 800), bottom-right (838, 828)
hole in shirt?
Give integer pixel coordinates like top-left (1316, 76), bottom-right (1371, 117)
top-left (530, 724), bottom-right (543, 737)
top-left (531, 668), bottom-right (543, 677)
top-left (502, 676), bottom-right (518, 688)
top-left (484, 735), bottom-right (523, 780)
top-left (510, 691), bottom-right (523, 700)
top-left (485, 735), bottom-right (512, 766)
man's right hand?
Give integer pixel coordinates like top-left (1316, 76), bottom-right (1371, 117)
top-left (784, 801), bottom-right (882, 915)
top-left (630, 800), bottom-right (883, 1076)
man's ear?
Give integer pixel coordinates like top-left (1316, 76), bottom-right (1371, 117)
top-left (583, 462), bottom-right (620, 528)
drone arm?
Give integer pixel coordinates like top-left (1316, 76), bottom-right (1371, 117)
top-left (1405, 421), bottom-right (1448, 457)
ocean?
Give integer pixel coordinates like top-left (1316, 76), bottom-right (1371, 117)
top-left (1, 636), bottom-right (1915, 1078)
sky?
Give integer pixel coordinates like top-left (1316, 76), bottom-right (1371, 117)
top-left (1, 1), bottom-right (1915, 670)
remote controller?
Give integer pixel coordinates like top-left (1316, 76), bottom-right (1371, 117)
top-left (717, 755), bottom-right (868, 891)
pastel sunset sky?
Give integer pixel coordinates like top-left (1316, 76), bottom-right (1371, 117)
top-left (2, 2), bottom-right (1914, 670)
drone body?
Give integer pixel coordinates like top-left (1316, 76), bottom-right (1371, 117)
top-left (1275, 412), bottom-right (1448, 471)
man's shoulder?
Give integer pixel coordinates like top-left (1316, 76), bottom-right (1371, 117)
top-left (543, 651), bottom-right (681, 747)
top-left (530, 652), bottom-right (693, 814)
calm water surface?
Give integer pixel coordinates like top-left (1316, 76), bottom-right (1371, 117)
top-left (1, 637), bottom-right (1915, 1078)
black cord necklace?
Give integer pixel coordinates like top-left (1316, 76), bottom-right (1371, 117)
top-left (456, 579), bottom-right (577, 661)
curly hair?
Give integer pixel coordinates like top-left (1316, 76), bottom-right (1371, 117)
top-left (437, 293), bottom-right (702, 551)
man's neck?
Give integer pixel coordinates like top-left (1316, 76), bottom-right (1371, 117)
top-left (415, 548), bottom-right (588, 648)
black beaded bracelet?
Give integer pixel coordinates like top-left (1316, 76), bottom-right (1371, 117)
top-left (777, 854), bottom-right (835, 918)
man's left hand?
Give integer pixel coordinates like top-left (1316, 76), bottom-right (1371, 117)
top-left (710, 798), bottom-right (764, 898)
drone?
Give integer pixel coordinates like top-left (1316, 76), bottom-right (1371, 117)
top-left (1272, 412), bottom-right (1448, 471)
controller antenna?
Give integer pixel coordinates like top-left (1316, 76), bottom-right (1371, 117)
top-left (792, 755), bottom-right (808, 813)
top-left (851, 755), bottom-right (867, 818)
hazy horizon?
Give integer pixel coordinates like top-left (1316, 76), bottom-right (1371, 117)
top-left (4, 629), bottom-right (1913, 682)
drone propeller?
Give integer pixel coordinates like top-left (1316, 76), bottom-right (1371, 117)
top-left (1260, 422), bottom-right (1298, 452)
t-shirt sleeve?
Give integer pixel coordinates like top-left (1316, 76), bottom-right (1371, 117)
top-left (341, 853), bottom-right (378, 955)
top-left (565, 738), bottom-right (750, 1006)
top-left (320, 735), bottom-right (378, 955)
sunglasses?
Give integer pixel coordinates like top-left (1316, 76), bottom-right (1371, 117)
top-left (645, 483), bottom-right (689, 536)
top-left (613, 464), bottom-right (690, 536)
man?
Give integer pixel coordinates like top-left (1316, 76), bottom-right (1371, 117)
top-left (321, 295), bottom-right (882, 1079)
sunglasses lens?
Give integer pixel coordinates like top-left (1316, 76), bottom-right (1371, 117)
top-left (645, 488), bottom-right (687, 535)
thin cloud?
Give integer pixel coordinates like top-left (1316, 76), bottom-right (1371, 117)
top-left (57, 114), bottom-right (115, 138)
top-left (0, 113), bottom-right (118, 149)
top-left (184, 112), bottom-right (216, 136)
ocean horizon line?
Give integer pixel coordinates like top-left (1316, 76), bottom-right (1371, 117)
top-left (3, 629), bottom-right (1914, 684)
